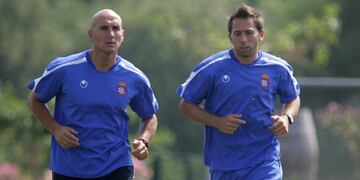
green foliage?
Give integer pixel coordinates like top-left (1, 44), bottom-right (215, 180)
top-left (260, 1), bottom-right (341, 76)
top-left (318, 101), bottom-right (360, 179)
top-left (0, 84), bottom-right (50, 179)
top-left (328, 0), bottom-right (360, 77)
top-left (0, 0), bottom-right (50, 95)
top-left (319, 102), bottom-right (360, 160)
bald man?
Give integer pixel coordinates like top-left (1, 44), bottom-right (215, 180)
top-left (27, 9), bottom-right (158, 179)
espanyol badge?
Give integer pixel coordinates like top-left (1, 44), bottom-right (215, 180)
top-left (260, 74), bottom-right (270, 88)
top-left (222, 74), bottom-right (231, 83)
top-left (116, 82), bottom-right (127, 96)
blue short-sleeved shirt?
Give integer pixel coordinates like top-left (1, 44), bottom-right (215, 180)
top-left (27, 50), bottom-right (159, 178)
top-left (177, 49), bottom-right (300, 171)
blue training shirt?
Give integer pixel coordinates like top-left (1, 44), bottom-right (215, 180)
top-left (27, 50), bottom-right (159, 178)
top-left (177, 49), bottom-right (300, 171)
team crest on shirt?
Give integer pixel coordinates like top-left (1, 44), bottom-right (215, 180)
top-left (222, 74), bottom-right (231, 83)
top-left (260, 74), bottom-right (270, 88)
top-left (116, 82), bottom-right (127, 96)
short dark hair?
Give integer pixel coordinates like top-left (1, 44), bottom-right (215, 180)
top-left (227, 4), bottom-right (264, 33)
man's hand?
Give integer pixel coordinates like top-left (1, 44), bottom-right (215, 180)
top-left (268, 115), bottom-right (290, 138)
top-left (216, 114), bottom-right (246, 134)
top-left (53, 125), bottom-right (79, 148)
top-left (132, 138), bottom-right (149, 160)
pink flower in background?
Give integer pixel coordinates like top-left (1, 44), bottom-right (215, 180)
top-left (319, 101), bottom-right (340, 124)
top-left (0, 162), bottom-right (21, 180)
top-left (318, 102), bottom-right (360, 163)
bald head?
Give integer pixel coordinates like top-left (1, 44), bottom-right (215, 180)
top-left (90, 9), bottom-right (122, 30)
top-left (88, 9), bottom-right (124, 55)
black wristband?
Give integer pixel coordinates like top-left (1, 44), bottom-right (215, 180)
top-left (286, 114), bottom-right (294, 125)
top-left (137, 138), bottom-right (149, 148)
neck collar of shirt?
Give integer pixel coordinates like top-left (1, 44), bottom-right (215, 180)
top-left (229, 49), bottom-right (263, 66)
top-left (85, 50), bottom-right (121, 72)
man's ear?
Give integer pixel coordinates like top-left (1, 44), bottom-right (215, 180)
top-left (228, 33), bottom-right (233, 43)
top-left (259, 30), bottom-right (265, 41)
top-left (121, 29), bottom-right (125, 42)
top-left (88, 30), bottom-right (93, 41)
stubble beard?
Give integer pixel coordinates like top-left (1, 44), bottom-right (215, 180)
top-left (236, 48), bottom-right (254, 58)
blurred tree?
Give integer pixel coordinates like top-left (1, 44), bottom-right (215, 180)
top-left (327, 0), bottom-right (360, 77)
top-left (258, 0), bottom-right (341, 76)
top-left (0, 84), bottom-right (50, 179)
top-left (0, 0), bottom-right (92, 96)
top-left (0, 0), bottom-right (51, 96)
top-left (318, 101), bottom-right (360, 179)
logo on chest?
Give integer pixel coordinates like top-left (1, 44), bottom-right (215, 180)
top-left (80, 80), bottom-right (88, 88)
top-left (222, 74), bottom-right (231, 83)
top-left (259, 74), bottom-right (270, 88)
top-left (116, 82), bottom-right (127, 96)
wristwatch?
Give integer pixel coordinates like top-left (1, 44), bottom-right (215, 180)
top-left (137, 138), bottom-right (149, 148)
top-left (286, 114), bottom-right (294, 125)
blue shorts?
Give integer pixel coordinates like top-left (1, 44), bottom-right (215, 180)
top-left (52, 166), bottom-right (134, 180)
top-left (210, 160), bottom-right (282, 180)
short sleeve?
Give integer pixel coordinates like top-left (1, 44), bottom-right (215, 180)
top-left (129, 82), bottom-right (159, 120)
top-left (278, 67), bottom-right (300, 104)
top-left (27, 66), bottom-right (64, 103)
top-left (176, 69), bottom-right (211, 104)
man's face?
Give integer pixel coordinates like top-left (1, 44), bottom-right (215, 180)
top-left (229, 18), bottom-right (264, 61)
top-left (88, 13), bottom-right (124, 54)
